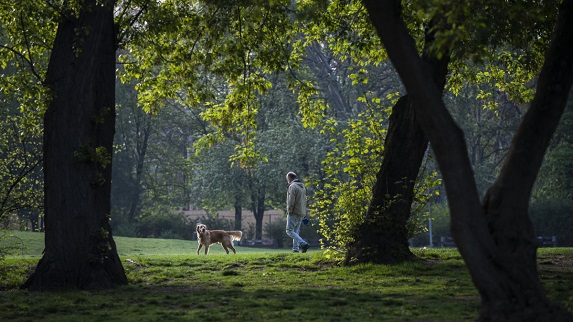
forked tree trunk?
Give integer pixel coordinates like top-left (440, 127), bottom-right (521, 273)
top-left (477, 0), bottom-right (573, 318)
top-left (362, 0), bottom-right (573, 320)
top-left (345, 23), bottom-right (450, 264)
top-left (22, 1), bottom-right (127, 290)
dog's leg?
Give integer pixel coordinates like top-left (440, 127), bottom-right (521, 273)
top-left (222, 244), bottom-right (230, 254)
top-left (229, 244), bottom-right (237, 254)
top-left (204, 245), bottom-right (209, 255)
top-left (197, 244), bottom-right (202, 255)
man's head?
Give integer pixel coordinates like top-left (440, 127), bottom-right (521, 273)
top-left (286, 171), bottom-right (297, 183)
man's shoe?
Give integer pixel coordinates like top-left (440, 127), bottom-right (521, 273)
top-left (301, 243), bottom-right (310, 253)
top-left (293, 250), bottom-right (299, 253)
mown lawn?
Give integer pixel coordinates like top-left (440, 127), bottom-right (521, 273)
top-left (1, 231), bottom-right (572, 321)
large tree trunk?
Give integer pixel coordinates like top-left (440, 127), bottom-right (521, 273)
top-left (22, 1), bottom-right (127, 290)
top-left (345, 96), bottom-right (427, 264)
top-left (362, 0), bottom-right (573, 320)
top-left (477, 0), bottom-right (573, 318)
top-left (345, 23), bottom-right (449, 264)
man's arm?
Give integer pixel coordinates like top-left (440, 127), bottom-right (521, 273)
top-left (287, 185), bottom-right (297, 214)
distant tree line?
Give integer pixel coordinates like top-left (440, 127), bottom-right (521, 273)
top-left (1, 1), bottom-right (572, 318)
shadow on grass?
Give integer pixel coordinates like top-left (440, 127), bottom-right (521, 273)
top-left (2, 249), bottom-right (572, 321)
top-left (0, 283), bottom-right (481, 321)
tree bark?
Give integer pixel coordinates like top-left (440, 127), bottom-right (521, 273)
top-left (345, 96), bottom-right (426, 264)
top-left (22, 1), bottom-right (127, 290)
top-left (478, 0), bottom-right (573, 319)
top-left (233, 194), bottom-right (242, 231)
top-left (305, 41), bottom-right (353, 119)
top-left (362, 0), bottom-right (573, 319)
top-left (345, 21), bottom-right (450, 265)
top-left (250, 182), bottom-right (265, 241)
top-left (127, 116), bottom-right (152, 223)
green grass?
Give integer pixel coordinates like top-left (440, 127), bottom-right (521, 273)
top-left (1, 231), bottom-right (572, 321)
top-left (2, 230), bottom-right (288, 258)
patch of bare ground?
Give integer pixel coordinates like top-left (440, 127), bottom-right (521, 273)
top-left (538, 255), bottom-right (573, 271)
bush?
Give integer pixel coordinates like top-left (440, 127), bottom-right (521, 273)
top-left (158, 230), bottom-right (183, 240)
top-left (186, 216), bottom-right (236, 241)
top-left (191, 216), bottom-right (235, 232)
top-left (0, 231), bottom-right (22, 263)
top-left (244, 223), bottom-right (255, 240)
top-left (134, 212), bottom-right (194, 240)
top-left (264, 217), bottom-right (323, 249)
top-left (410, 200), bottom-right (573, 247)
top-left (264, 219), bottom-right (289, 248)
top-left (410, 203), bottom-right (451, 247)
top-left (111, 224), bottom-right (138, 238)
top-left (530, 199), bottom-right (573, 246)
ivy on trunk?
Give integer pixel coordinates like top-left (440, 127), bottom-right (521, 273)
top-left (22, 1), bottom-right (127, 291)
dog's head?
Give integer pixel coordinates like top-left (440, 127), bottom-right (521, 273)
top-left (196, 223), bottom-right (207, 235)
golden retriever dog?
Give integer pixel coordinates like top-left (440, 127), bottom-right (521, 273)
top-left (196, 223), bottom-right (243, 255)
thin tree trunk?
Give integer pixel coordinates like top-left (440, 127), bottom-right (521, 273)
top-left (362, 0), bottom-right (573, 319)
top-left (127, 117), bottom-right (152, 223)
top-left (234, 194), bottom-right (242, 231)
top-left (346, 21), bottom-right (450, 264)
top-left (251, 184), bottom-right (265, 241)
top-left (22, 1), bottom-right (127, 290)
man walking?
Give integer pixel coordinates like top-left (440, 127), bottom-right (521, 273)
top-left (285, 171), bottom-right (310, 253)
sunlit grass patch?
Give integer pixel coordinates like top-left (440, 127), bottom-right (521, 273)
top-left (1, 233), bottom-right (572, 321)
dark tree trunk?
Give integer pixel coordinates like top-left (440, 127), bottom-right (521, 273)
top-left (22, 1), bottom-right (127, 290)
top-left (233, 194), bottom-right (242, 231)
top-left (254, 211), bottom-right (264, 242)
top-left (127, 117), bottom-right (152, 223)
top-left (345, 96), bottom-right (426, 264)
top-left (477, 0), bottom-right (573, 319)
top-left (256, 196), bottom-right (265, 240)
top-left (345, 22), bottom-right (450, 265)
top-left (362, 0), bottom-right (573, 320)
top-left (250, 183), bottom-right (265, 241)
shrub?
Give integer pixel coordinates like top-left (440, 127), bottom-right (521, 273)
top-left (134, 212), bottom-right (194, 240)
top-left (186, 216), bottom-right (236, 241)
top-left (244, 223), bottom-right (255, 240)
top-left (0, 231), bottom-right (22, 263)
top-left (264, 219), bottom-right (289, 248)
top-left (410, 203), bottom-right (451, 247)
top-left (530, 199), bottom-right (573, 246)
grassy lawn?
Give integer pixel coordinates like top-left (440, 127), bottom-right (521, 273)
top-left (1, 231), bottom-right (572, 321)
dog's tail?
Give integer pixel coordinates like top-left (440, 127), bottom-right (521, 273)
top-left (227, 231), bottom-right (243, 241)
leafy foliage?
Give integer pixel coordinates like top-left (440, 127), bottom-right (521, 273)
top-left (312, 109), bottom-right (386, 251)
top-left (0, 99), bottom-right (43, 224)
top-left (530, 90), bottom-right (573, 246)
top-left (1, 0), bottom-right (571, 262)
top-left (533, 93), bottom-right (573, 201)
top-left (134, 210), bottom-right (192, 240)
top-left (0, 6), bottom-right (49, 228)
top-left (120, 0), bottom-right (295, 167)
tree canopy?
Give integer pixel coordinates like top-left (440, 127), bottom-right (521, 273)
top-left (1, 1), bottom-right (572, 319)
